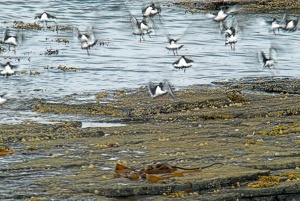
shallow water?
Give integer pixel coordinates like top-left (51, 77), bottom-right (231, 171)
top-left (0, 1), bottom-right (299, 124)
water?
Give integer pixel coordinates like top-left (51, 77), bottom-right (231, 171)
top-left (0, 1), bottom-right (299, 124)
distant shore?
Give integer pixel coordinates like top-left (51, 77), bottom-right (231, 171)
top-left (175, 0), bottom-right (300, 13)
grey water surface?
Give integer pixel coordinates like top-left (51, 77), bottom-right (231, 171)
top-left (0, 0), bottom-right (299, 124)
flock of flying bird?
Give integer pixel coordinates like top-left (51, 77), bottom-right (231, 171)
top-left (0, 2), bottom-right (299, 105)
top-left (131, 3), bottom-right (299, 99)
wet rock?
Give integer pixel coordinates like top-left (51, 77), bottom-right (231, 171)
top-left (2, 78), bottom-right (300, 200)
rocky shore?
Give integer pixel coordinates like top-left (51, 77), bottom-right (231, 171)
top-left (1, 77), bottom-right (300, 200)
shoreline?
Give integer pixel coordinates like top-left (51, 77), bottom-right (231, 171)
top-left (1, 77), bottom-right (300, 200)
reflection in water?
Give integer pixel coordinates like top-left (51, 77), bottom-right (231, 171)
top-left (0, 1), bottom-right (299, 124)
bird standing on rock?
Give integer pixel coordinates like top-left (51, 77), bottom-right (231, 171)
top-left (148, 80), bottom-right (174, 99)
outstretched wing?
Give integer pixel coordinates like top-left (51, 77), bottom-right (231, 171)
top-left (34, 13), bottom-right (43, 19)
top-left (0, 92), bottom-right (7, 98)
top-left (148, 82), bottom-right (157, 97)
top-left (86, 26), bottom-right (95, 41)
top-left (172, 57), bottom-right (181, 65)
top-left (88, 39), bottom-right (98, 48)
top-left (260, 51), bottom-right (268, 63)
top-left (47, 12), bottom-right (57, 19)
top-left (130, 14), bottom-right (140, 31)
top-left (269, 47), bottom-right (277, 60)
top-left (163, 80), bottom-right (174, 98)
top-left (184, 57), bottom-right (194, 63)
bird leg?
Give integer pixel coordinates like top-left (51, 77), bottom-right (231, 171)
top-left (140, 35), bottom-right (145, 42)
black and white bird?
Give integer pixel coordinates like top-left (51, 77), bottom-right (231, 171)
top-left (266, 13), bottom-right (286, 34)
top-left (148, 80), bottom-right (174, 99)
top-left (130, 14), bottom-right (152, 42)
top-left (220, 17), bottom-right (243, 39)
top-left (162, 20), bottom-right (193, 55)
top-left (165, 38), bottom-right (184, 55)
top-left (142, 3), bottom-right (161, 17)
top-left (81, 40), bottom-right (98, 55)
top-left (0, 62), bottom-right (18, 77)
top-left (206, 5), bottom-right (239, 22)
top-left (225, 27), bottom-right (237, 50)
top-left (35, 12), bottom-right (56, 26)
top-left (173, 56), bottom-right (194, 72)
top-left (259, 47), bottom-right (277, 68)
top-left (284, 16), bottom-right (299, 31)
top-left (3, 29), bottom-right (23, 52)
top-left (0, 93), bottom-right (7, 106)
top-left (73, 27), bottom-right (98, 56)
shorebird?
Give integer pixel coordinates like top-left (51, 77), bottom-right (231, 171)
top-left (206, 5), bottom-right (239, 22)
top-left (270, 19), bottom-right (286, 34)
top-left (74, 27), bottom-right (98, 55)
top-left (0, 62), bottom-right (17, 77)
top-left (3, 29), bottom-right (23, 52)
top-left (166, 38), bottom-right (184, 55)
top-left (142, 3), bottom-right (161, 17)
top-left (220, 17), bottom-right (243, 39)
top-left (225, 27), bottom-right (237, 50)
top-left (173, 56), bottom-right (194, 72)
top-left (148, 80), bottom-right (174, 99)
top-left (35, 12), bottom-right (56, 26)
top-left (259, 48), bottom-right (276, 68)
top-left (284, 16), bottom-right (299, 31)
top-left (130, 14), bottom-right (152, 42)
top-left (266, 14), bottom-right (286, 35)
top-left (81, 40), bottom-right (98, 56)
top-left (74, 27), bottom-right (93, 44)
top-left (0, 93), bottom-right (7, 106)
top-left (162, 20), bottom-right (193, 55)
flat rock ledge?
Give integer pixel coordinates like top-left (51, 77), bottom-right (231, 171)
top-left (1, 77), bottom-right (300, 200)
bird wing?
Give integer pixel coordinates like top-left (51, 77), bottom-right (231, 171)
top-left (88, 39), bottom-right (98, 47)
top-left (173, 57), bottom-right (181, 65)
top-left (16, 31), bottom-right (24, 44)
top-left (177, 19), bottom-right (194, 41)
top-left (86, 26), bottom-right (95, 40)
top-left (9, 63), bottom-right (18, 69)
top-left (73, 27), bottom-right (80, 40)
top-left (148, 82), bottom-right (157, 97)
top-left (184, 57), bottom-right (194, 63)
top-left (141, 4), bottom-right (150, 15)
top-left (34, 13), bottom-right (43, 19)
top-left (163, 80), bottom-right (174, 98)
top-left (261, 51), bottom-right (268, 63)
top-left (279, 13), bottom-right (287, 24)
top-left (0, 93), bottom-right (7, 98)
top-left (295, 16), bottom-right (300, 27)
top-left (221, 21), bottom-right (230, 31)
top-left (130, 14), bottom-right (140, 30)
top-left (205, 13), bottom-right (215, 19)
top-left (269, 47), bottom-right (277, 60)
top-left (3, 29), bottom-right (10, 41)
top-left (226, 5), bottom-right (240, 15)
top-left (47, 12), bottom-right (57, 19)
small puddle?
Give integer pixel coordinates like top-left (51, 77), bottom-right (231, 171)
top-left (81, 122), bottom-right (126, 128)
